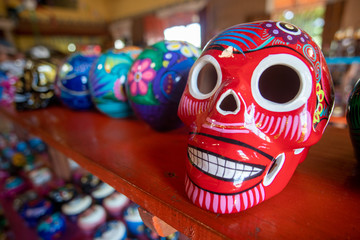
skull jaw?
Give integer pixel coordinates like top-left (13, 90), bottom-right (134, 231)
top-left (185, 151), bottom-right (268, 214)
top-left (185, 139), bottom-right (308, 213)
top-left (185, 174), bottom-right (266, 214)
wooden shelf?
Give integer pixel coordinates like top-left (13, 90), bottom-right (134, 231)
top-left (0, 106), bottom-right (359, 239)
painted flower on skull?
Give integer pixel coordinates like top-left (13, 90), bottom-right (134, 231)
top-left (166, 41), bottom-right (201, 58)
top-left (128, 59), bottom-right (156, 96)
top-left (113, 75), bottom-right (126, 101)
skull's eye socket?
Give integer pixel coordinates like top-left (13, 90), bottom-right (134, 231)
top-left (197, 63), bottom-right (217, 95)
top-left (252, 54), bottom-right (312, 112)
top-left (258, 65), bottom-right (300, 104)
top-left (189, 55), bottom-right (222, 99)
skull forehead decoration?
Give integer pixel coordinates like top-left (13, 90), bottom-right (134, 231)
top-left (178, 21), bottom-right (334, 214)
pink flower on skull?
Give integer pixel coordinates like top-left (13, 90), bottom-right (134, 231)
top-left (128, 59), bottom-right (156, 96)
top-left (113, 76), bottom-right (126, 101)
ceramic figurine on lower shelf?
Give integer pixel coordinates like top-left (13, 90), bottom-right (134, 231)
top-left (27, 136), bottom-right (47, 154)
top-left (178, 20), bottom-right (335, 214)
top-left (13, 190), bottom-right (38, 212)
top-left (346, 79), bottom-right (360, 161)
top-left (93, 220), bottom-right (127, 240)
top-left (123, 204), bottom-right (145, 238)
top-left (79, 173), bottom-right (102, 194)
top-left (48, 184), bottom-right (78, 211)
top-left (37, 212), bottom-right (66, 240)
top-left (3, 176), bottom-right (27, 198)
top-left (91, 182), bottom-right (116, 204)
top-left (61, 194), bottom-right (92, 222)
top-left (28, 167), bottom-right (52, 188)
top-left (77, 204), bottom-right (107, 235)
top-left (125, 40), bottom-right (201, 131)
top-left (0, 70), bottom-right (16, 107)
top-left (19, 198), bottom-right (54, 228)
top-left (103, 192), bottom-right (130, 218)
top-left (89, 46), bottom-right (142, 118)
top-left (55, 52), bottom-right (98, 110)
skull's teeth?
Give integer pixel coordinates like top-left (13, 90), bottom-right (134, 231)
top-left (188, 147), bottom-right (263, 181)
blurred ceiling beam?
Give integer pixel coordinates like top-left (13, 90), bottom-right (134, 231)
top-left (14, 19), bottom-right (108, 36)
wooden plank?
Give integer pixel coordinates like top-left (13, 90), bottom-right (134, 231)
top-left (0, 106), bottom-right (359, 239)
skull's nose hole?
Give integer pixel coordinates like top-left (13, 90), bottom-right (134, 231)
top-left (197, 63), bottom-right (218, 94)
top-left (259, 65), bottom-right (300, 103)
top-left (263, 153), bottom-right (285, 186)
top-left (217, 90), bottom-right (240, 115)
top-left (219, 94), bottom-right (238, 112)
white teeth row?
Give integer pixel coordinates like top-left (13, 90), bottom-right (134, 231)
top-left (188, 147), bottom-right (263, 181)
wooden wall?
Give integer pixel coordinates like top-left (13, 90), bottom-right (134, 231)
top-left (340, 0), bottom-right (360, 29)
top-left (202, 0), bottom-right (268, 44)
top-left (102, 0), bottom-right (196, 21)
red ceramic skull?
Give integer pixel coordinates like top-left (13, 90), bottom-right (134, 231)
top-left (178, 21), bottom-right (334, 214)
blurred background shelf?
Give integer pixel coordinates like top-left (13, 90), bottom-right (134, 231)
top-left (0, 196), bottom-right (92, 240)
top-left (0, 106), bottom-right (359, 239)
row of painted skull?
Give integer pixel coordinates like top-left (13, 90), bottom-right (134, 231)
top-left (7, 41), bottom-right (200, 131)
top-left (57, 42), bottom-right (201, 132)
top-left (1, 20), bottom-right (338, 214)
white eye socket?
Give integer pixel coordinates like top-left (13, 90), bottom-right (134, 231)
top-left (251, 54), bottom-right (312, 112)
top-left (189, 55), bottom-right (222, 100)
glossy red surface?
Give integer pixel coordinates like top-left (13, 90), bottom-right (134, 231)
top-left (178, 21), bottom-right (334, 213)
top-left (0, 106), bottom-right (359, 239)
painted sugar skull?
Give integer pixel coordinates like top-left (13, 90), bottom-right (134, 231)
top-left (56, 53), bottom-right (98, 110)
top-left (346, 79), bottom-right (360, 161)
top-left (178, 21), bottom-right (334, 214)
top-left (15, 46), bottom-right (58, 110)
top-left (89, 46), bottom-right (142, 118)
top-left (126, 40), bottom-right (200, 131)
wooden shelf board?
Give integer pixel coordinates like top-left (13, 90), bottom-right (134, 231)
top-left (0, 106), bottom-right (359, 239)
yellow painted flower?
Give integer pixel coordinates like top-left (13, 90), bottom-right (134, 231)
top-left (166, 41), bottom-right (200, 58)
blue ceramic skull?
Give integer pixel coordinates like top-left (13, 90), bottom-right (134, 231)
top-left (56, 53), bottom-right (98, 110)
